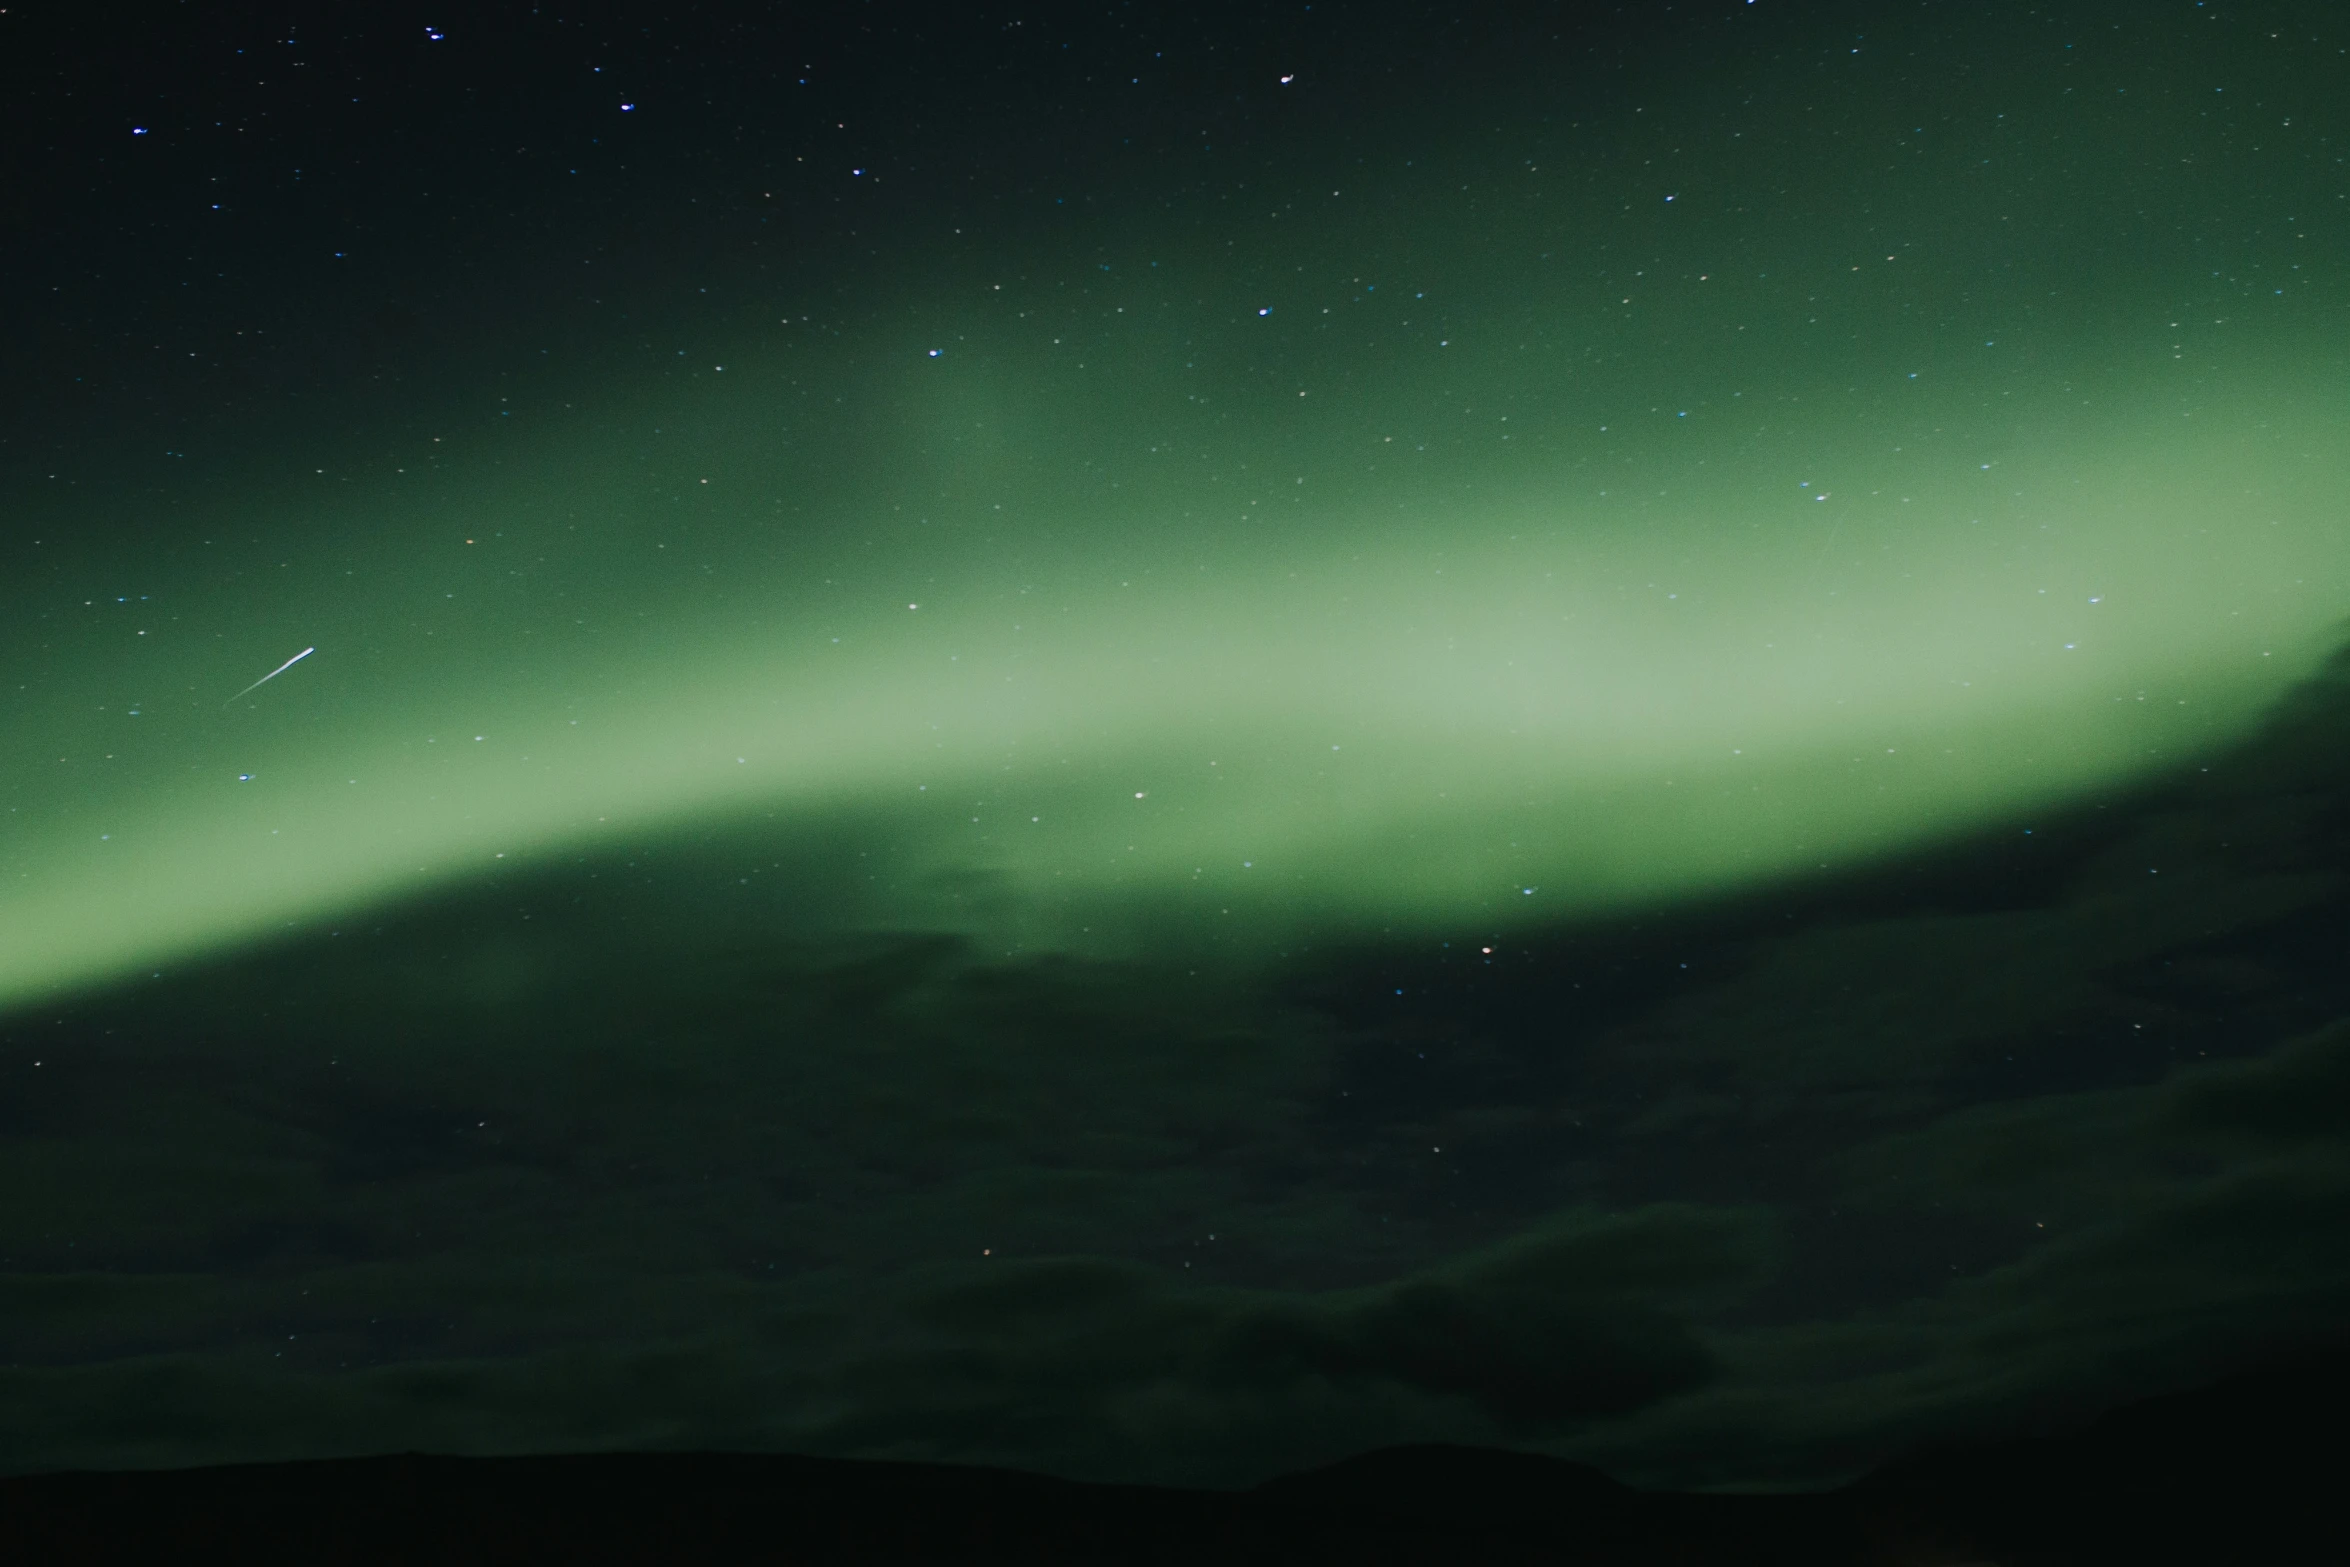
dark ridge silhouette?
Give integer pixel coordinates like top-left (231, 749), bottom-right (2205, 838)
top-left (2, 1345), bottom-right (2338, 1564)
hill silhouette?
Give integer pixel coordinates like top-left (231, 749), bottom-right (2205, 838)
top-left (2, 1342), bottom-right (2335, 1564)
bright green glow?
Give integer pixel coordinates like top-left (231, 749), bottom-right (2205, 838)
top-left (8, 269), bottom-right (2346, 1009)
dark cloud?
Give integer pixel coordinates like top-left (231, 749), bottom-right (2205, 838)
top-left (1566, 1019), bottom-right (2350, 1489)
top-left (905, 1204), bottom-right (1757, 1419)
top-left (808, 1204), bottom-right (1763, 1483)
top-left (0, 1206), bottom-right (1761, 1486)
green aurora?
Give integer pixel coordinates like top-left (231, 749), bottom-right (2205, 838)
top-left (10, 229), bottom-right (2345, 1007)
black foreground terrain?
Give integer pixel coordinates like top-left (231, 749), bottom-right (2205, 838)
top-left (2, 1345), bottom-right (2337, 1565)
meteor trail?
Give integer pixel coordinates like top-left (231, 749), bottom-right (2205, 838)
top-left (222, 647), bottom-right (315, 707)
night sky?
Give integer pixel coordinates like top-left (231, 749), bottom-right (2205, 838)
top-left (4, 0), bottom-right (2347, 1491)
